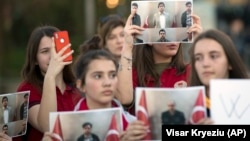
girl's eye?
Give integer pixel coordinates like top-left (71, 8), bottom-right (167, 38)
top-left (194, 55), bottom-right (202, 61)
top-left (109, 72), bottom-right (117, 78)
top-left (211, 54), bottom-right (218, 59)
top-left (41, 50), bottom-right (49, 54)
top-left (108, 35), bottom-right (116, 40)
top-left (94, 74), bottom-right (101, 79)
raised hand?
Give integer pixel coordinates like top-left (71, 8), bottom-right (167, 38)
top-left (46, 37), bottom-right (73, 78)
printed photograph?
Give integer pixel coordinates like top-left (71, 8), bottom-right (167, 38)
top-left (131, 0), bottom-right (193, 44)
top-left (210, 79), bottom-right (250, 124)
top-left (135, 86), bottom-right (206, 140)
top-left (50, 107), bottom-right (123, 141)
top-left (0, 91), bottom-right (30, 137)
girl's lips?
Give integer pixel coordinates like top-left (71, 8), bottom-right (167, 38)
top-left (102, 90), bottom-right (113, 96)
top-left (202, 72), bottom-right (213, 77)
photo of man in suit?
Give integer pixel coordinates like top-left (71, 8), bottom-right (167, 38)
top-left (0, 96), bottom-right (15, 124)
top-left (157, 29), bottom-right (170, 42)
top-left (181, 1), bottom-right (192, 27)
top-left (161, 99), bottom-right (186, 125)
top-left (77, 122), bottom-right (100, 141)
top-left (153, 2), bottom-right (172, 28)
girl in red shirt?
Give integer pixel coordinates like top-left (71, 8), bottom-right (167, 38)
top-left (72, 35), bottom-right (147, 140)
top-left (14, 26), bottom-right (82, 141)
top-left (188, 29), bottom-right (249, 124)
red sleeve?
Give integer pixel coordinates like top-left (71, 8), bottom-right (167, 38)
top-left (17, 82), bottom-right (41, 109)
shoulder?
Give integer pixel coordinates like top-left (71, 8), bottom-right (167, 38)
top-left (17, 81), bottom-right (37, 91)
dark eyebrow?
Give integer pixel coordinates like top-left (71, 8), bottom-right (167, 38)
top-left (39, 47), bottom-right (50, 51)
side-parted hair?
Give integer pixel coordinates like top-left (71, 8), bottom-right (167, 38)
top-left (189, 29), bottom-right (249, 86)
top-left (133, 44), bottom-right (186, 87)
top-left (74, 35), bottom-right (118, 86)
top-left (21, 25), bottom-right (75, 92)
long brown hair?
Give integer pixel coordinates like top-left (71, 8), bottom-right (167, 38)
top-left (189, 29), bottom-right (249, 86)
top-left (133, 44), bottom-right (186, 86)
top-left (21, 25), bottom-right (75, 92)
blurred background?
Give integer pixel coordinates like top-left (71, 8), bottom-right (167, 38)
top-left (1, 0), bottom-right (250, 93)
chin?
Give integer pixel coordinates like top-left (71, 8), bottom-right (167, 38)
top-left (101, 97), bottom-right (113, 104)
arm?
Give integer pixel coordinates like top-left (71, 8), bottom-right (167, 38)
top-left (116, 12), bottom-right (144, 105)
top-left (29, 41), bottom-right (73, 132)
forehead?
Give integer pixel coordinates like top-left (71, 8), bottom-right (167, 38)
top-left (39, 36), bottom-right (52, 50)
top-left (87, 59), bottom-right (116, 73)
top-left (84, 125), bottom-right (91, 128)
top-left (194, 38), bottom-right (224, 54)
top-left (108, 26), bottom-right (124, 36)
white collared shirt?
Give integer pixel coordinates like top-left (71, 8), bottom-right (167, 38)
top-left (159, 13), bottom-right (166, 28)
top-left (3, 107), bottom-right (9, 124)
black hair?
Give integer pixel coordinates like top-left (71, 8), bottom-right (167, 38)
top-left (24, 93), bottom-right (29, 98)
top-left (186, 1), bottom-right (192, 6)
top-left (158, 2), bottom-right (165, 8)
top-left (82, 122), bottom-right (92, 128)
top-left (2, 96), bottom-right (8, 103)
top-left (132, 3), bottom-right (138, 8)
top-left (159, 29), bottom-right (166, 34)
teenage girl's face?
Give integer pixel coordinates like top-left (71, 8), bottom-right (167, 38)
top-left (82, 59), bottom-right (118, 106)
top-left (36, 36), bottom-right (52, 76)
top-left (194, 38), bottom-right (231, 87)
top-left (151, 43), bottom-right (180, 63)
top-left (105, 26), bottom-right (124, 58)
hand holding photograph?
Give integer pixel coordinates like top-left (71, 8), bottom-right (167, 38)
top-left (131, 0), bottom-right (193, 45)
top-left (49, 108), bottom-right (123, 141)
top-left (0, 91), bottom-right (30, 137)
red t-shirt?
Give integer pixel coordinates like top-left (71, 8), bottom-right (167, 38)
top-left (14, 81), bottom-right (82, 141)
top-left (128, 65), bottom-right (190, 115)
top-left (74, 98), bottom-right (135, 130)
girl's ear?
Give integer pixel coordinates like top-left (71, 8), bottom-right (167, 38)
top-left (76, 79), bottom-right (86, 93)
top-left (76, 79), bottom-right (82, 89)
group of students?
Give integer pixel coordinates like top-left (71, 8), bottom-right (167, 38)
top-left (0, 8), bottom-right (249, 141)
